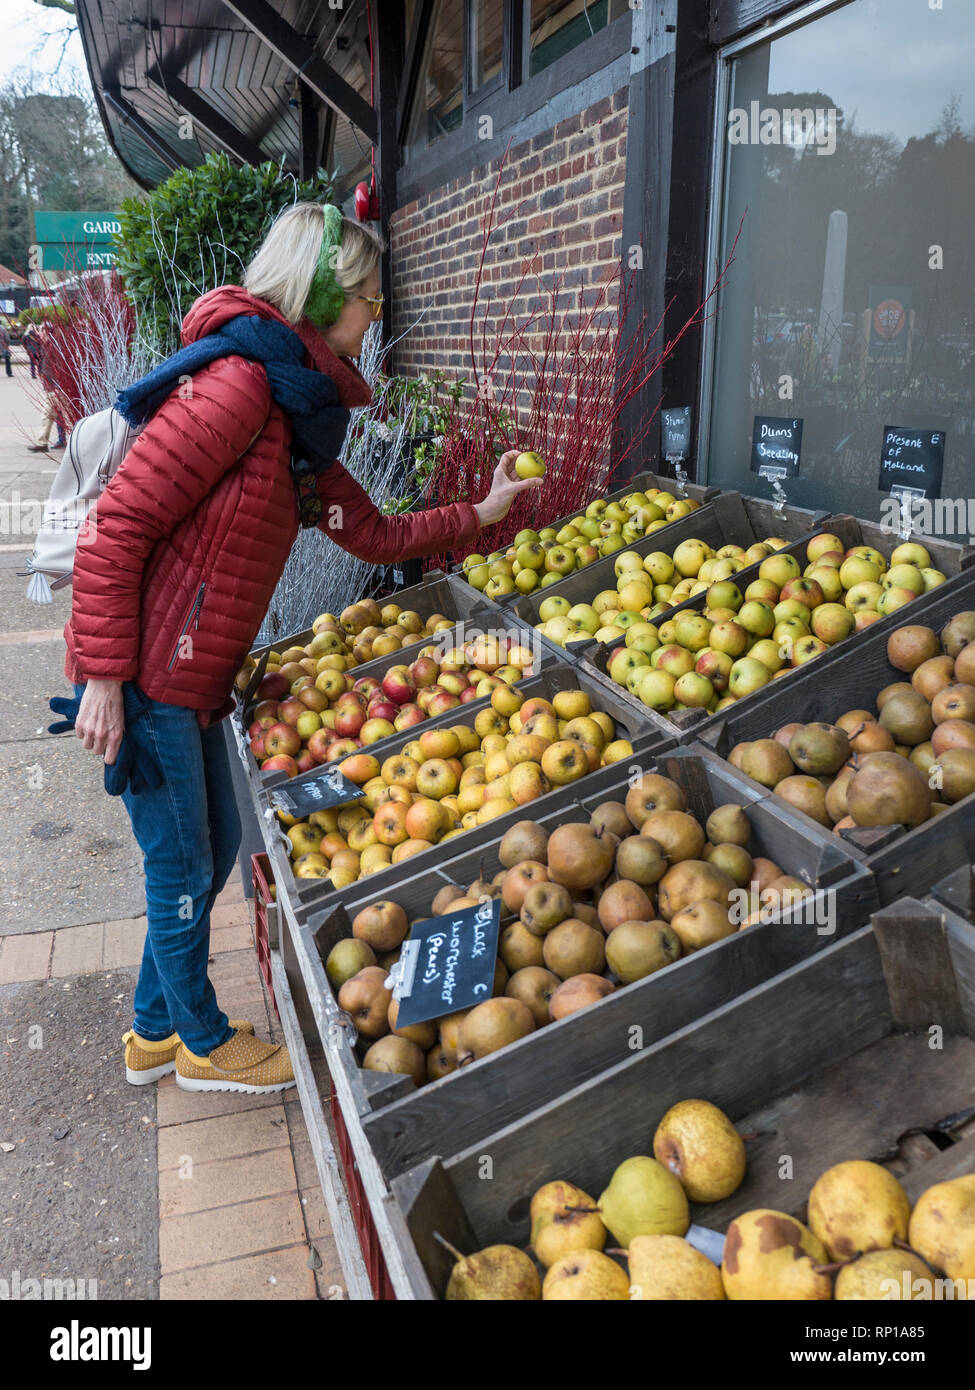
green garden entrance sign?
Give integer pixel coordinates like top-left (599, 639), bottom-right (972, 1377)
top-left (34, 212), bottom-right (121, 272)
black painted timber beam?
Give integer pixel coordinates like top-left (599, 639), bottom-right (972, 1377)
top-left (101, 89), bottom-right (184, 173)
top-left (146, 66), bottom-right (266, 166)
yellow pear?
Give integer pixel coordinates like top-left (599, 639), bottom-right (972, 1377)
top-left (443, 1242), bottom-right (541, 1299)
top-left (908, 1176), bottom-right (975, 1286)
top-left (598, 1155), bottom-right (689, 1246)
top-left (628, 1234), bottom-right (725, 1299)
top-left (542, 1248), bottom-right (630, 1300)
top-left (807, 1160), bottom-right (911, 1260)
top-left (652, 1098), bottom-right (746, 1203)
top-left (722, 1210), bottom-right (832, 1300)
top-left (529, 1180), bottom-right (606, 1268)
top-left (835, 1248), bottom-right (940, 1301)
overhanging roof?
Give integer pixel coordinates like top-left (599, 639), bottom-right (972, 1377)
top-left (76, 0), bottom-right (377, 194)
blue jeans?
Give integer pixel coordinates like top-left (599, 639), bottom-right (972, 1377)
top-left (74, 680), bottom-right (242, 1054)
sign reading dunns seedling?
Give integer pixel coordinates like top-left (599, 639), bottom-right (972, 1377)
top-left (33, 212), bottom-right (121, 272)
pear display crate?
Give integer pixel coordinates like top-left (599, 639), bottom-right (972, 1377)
top-left (576, 518), bottom-right (975, 751)
top-left (253, 660), bottom-right (671, 917)
top-left (237, 599), bottom-right (552, 802)
top-left (691, 565), bottom-right (975, 905)
top-left (286, 745), bottom-right (877, 1192)
top-left (389, 899), bottom-right (975, 1298)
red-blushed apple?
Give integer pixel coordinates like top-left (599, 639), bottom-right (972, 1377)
top-left (854, 610), bottom-right (882, 631)
top-left (810, 603), bottom-right (854, 644)
top-left (353, 676), bottom-right (381, 699)
top-left (263, 723), bottom-right (302, 757)
top-left (249, 734), bottom-right (266, 759)
top-left (438, 671), bottom-right (471, 696)
top-left (338, 753), bottom-right (381, 785)
top-left (655, 645), bottom-right (696, 677)
top-left (295, 750), bottom-right (317, 773)
top-left (254, 699), bottom-right (280, 721)
top-left (261, 753), bottom-right (299, 777)
top-left (427, 690), bottom-right (461, 716)
top-left (277, 697), bottom-right (307, 727)
top-left (307, 729), bottom-right (335, 763)
top-left (779, 576), bottom-right (825, 612)
top-left (415, 688), bottom-right (438, 712)
top-left (394, 703), bottom-right (426, 731)
top-left (258, 672), bottom-right (291, 701)
top-left (361, 717), bottom-right (396, 744)
top-left (326, 737), bottom-right (360, 761)
top-left (248, 717), bottom-right (275, 738)
top-left (459, 687), bottom-right (480, 703)
top-left (336, 689), bottom-right (368, 711)
top-left (409, 656), bottom-right (440, 687)
top-left (367, 699), bottom-right (398, 724)
top-left (695, 648), bottom-right (733, 691)
top-left (334, 705), bottom-right (365, 738)
top-left (381, 667), bottom-right (417, 704)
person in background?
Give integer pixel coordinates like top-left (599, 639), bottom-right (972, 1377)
top-left (0, 322), bottom-right (12, 377)
top-left (23, 323), bottom-right (41, 379)
top-left (28, 321), bottom-right (66, 452)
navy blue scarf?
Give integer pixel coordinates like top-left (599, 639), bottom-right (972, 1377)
top-left (115, 314), bottom-right (350, 465)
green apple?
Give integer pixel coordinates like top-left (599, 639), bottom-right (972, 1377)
top-left (585, 500), bottom-right (607, 519)
top-left (806, 564), bottom-right (843, 602)
top-left (598, 534), bottom-right (626, 556)
top-left (604, 502), bottom-right (629, 525)
top-left (707, 581), bottom-right (743, 611)
top-left (556, 524), bottom-right (579, 544)
top-left (579, 518), bottom-right (602, 540)
top-left (709, 620), bottom-right (750, 658)
top-left (728, 657), bottom-right (772, 698)
top-left (674, 671), bottom-right (714, 707)
top-left (539, 571), bottom-right (564, 588)
top-left (467, 563), bottom-right (491, 591)
top-left (890, 541), bottom-right (931, 569)
top-left (921, 567), bottom-right (947, 591)
top-left (608, 647), bottom-right (649, 686)
top-left (772, 598), bottom-right (809, 625)
top-left (538, 527), bottom-right (557, 542)
top-left (672, 539), bottom-right (712, 577)
top-left (514, 451), bottom-right (546, 479)
top-left (594, 625), bottom-right (626, 645)
top-left (615, 552), bottom-right (646, 577)
top-left (882, 563), bottom-right (924, 595)
top-left (462, 552), bottom-right (486, 571)
top-left (744, 580), bottom-right (781, 607)
top-left (742, 542), bottom-right (771, 565)
top-left (748, 639), bottom-right (785, 673)
top-left (621, 523), bottom-right (643, 544)
top-left (847, 544), bottom-right (886, 570)
top-left (567, 603), bottom-right (600, 635)
top-left (544, 545), bottom-right (576, 575)
top-left (877, 585), bottom-right (918, 616)
top-left (541, 616), bottom-right (573, 645)
top-left (576, 545), bottom-right (599, 566)
top-left (839, 556), bottom-right (881, 588)
top-left (638, 667), bottom-right (677, 711)
top-left (515, 541), bottom-right (545, 570)
top-left (598, 518), bottom-right (622, 537)
top-left (674, 613), bottom-right (714, 652)
top-left (772, 617), bottom-right (810, 646)
top-left (643, 551), bottom-right (676, 585)
top-left (513, 529), bottom-right (539, 547)
top-left (806, 532), bottom-right (845, 564)
top-left (515, 569), bottom-right (538, 593)
top-left (539, 594), bottom-right (571, 623)
top-left (738, 600), bottom-right (776, 637)
top-left (615, 610), bottom-right (643, 630)
top-left (758, 552), bottom-right (801, 588)
top-left (593, 589), bottom-right (622, 614)
top-left (485, 574), bottom-right (515, 598)
top-left (810, 603), bottom-right (854, 644)
top-left (792, 635), bottom-right (828, 665)
top-left (844, 581), bottom-right (883, 612)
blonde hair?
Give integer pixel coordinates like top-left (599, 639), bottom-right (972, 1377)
top-left (242, 202), bottom-right (385, 323)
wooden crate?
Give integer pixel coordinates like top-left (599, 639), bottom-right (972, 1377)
top-left (391, 898), bottom-right (975, 1298)
top-left (255, 662), bottom-right (671, 917)
top-left (580, 522), bottom-right (975, 749)
top-left (694, 567), bottom-right (975, 904)
top-left (294, 746), bottom-right (877, 1182)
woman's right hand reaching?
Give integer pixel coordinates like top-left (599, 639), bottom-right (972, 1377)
top-left (474, 450), bottom-right (545, 527)
top-left (76, 680), bottom-right (125, 765)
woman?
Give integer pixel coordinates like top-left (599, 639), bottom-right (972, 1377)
top-left (28, 321), bottom-right (67, 451)
top-left (65, 202), bottom-right (541, 1097)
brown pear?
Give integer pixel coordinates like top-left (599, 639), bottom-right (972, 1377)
top-left (598, 879), bottom-right (655, 932)
top-left (931, 719), bottom-right (975, 754)
top-left (426, 1045), bottom-right (456, 1081)
top-left (431, 883), bottom-right (467, 916)
top-left (445, 1242), bottom-right (541, 1300)
top-left (456, 997), bottom-right (535, 1063)
top-left (520, 881), bottom-right (574, 936)
top-left (639, 810), bottom-right (706, 864)
top-left (499, 921), bottom-right (545, 972)
top-left (956, 640), bottom-right (975, 684)
top-left (703, 843), bottom-right (753, 887)
top-left (876, 681), bottom-right (915, 709)
top-left (337, 967), bottom-right (392, 1039)
top-left (887, 624), bottom-right (940, 672)
top-left (590, 800), bottom-right (634, 839)
top-left (542, 919), bottom-right (606, 979)
top-left (498, 820), bottom-right (549, 868)
top-left (546, 823), bottom-right (617, 891)
top-left (912, 654), bottom-right (956, 702)
top-left (363, 1034), bottom-right (425, 1086)
top-left (749, 857), bottom-right (783, 893)
top-left (657, 860), bottom-right (735, 921)
top-left (788, 724), bottom-right (850, 776)
top-left (705, 804), bottom-right (751, 847)
top-left (624, 773), bottom-right (687, 828)
top-left (773, 774), bottom-right (830, 827)
top-left (615, 834), bottom-right (669, 886)
top-left (846, 752), bottom-right (931, 827)
top-left (670, 899), bottom-right (736, 951)
top-left (505, 966), bottom-right (561, 1026)
top-left (930, 748), bottom-right (975, 803)
top-left (931, 683), bottom-right (975, 724)
top-left (548, 973), bottom-right (614, 1020)
top-left (825, 766), bottom-right (855, 823)
top-left (738, 738), bottom-right (795, 789)
top-left (605, 919), bottom-right (681, 982)
top-left (388, 998), bottom-right (438, 1050)
top-left (941, 613), bottom-right (975, 658)
top-left (878, 690), bottom-right (934, 746)
top-left (438, 1010), bottom-right (469, 1053)
top-left (501, 860), bottom-right (549, 914)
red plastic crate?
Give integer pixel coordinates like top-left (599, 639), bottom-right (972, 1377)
top-left (250, 852), bottom-right (278, 1018)
top-left (330, 1088), bottom-right (396, 1300)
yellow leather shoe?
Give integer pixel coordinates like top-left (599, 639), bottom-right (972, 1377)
top-left (175, 1030), bottom-right (296, 1094)
top-left (124, 1020), bottom-right (254, 1085)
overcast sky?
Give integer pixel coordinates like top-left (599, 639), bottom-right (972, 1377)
top-left (2, 0), bottom-right (85, 88)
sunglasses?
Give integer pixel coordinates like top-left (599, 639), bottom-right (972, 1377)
top-left (358, 292), bottom-right (384, 320)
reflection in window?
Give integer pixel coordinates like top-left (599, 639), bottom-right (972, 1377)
top-left (408, 0), bottom-right (464, 147)
top-left (706, 0), bottom-right (975, 533)
top-left (472, 0), bottom-right (504, 91)
top-left (529, 0), bottom-right (611, 77)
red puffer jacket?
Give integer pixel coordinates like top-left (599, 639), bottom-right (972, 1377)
top-left (64, 286), bottom-right (481, 727)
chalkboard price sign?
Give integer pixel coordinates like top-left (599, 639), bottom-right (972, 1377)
top-left (391, 897), bottom-right (502, 1029)
top-left (268, 766), bottom-right (364, 818)
top-left (751, 416), bottom-right (803, 476)
top-left (879, 426), bottom-right (945, 501)
top-left (661, 407), bottom-right (691, 459)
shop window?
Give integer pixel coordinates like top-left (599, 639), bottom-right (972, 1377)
top-left (528, 0), bottom-right (622, 77)
top-left (406, 0), bottom-right (464, 147)
top-left (704, 0), bottom-right (975, 533)
top-left (470, 0), bottom-right (505, 94)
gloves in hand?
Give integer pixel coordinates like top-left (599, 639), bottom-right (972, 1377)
top-left (48, 694), bottom-right (164, 797)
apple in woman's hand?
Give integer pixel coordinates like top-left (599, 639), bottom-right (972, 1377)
top-left (515, 451), bottom-right (546, 479)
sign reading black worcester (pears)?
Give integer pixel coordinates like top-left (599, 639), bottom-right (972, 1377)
top-left (750, 416), bottom-right (803, 476)
top-left (391, 898), bottom-right (502, 1029)
top-left (879, 426), bottom-right (945, 501)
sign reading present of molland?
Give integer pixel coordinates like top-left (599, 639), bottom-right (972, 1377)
top-left (879, 426), bottom-right (945, 501)
top-left (750, 416), bottom-right (803, 477)
top-left (391, 898), bottom-right (502, 1029)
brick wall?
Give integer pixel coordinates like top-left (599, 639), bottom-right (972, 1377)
top-left (390, 85), bottom-right (629, 399)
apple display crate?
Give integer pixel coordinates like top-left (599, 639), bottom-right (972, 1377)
top-left (289, 745), bottom-right (876, 1188)
top-left (236, 588), bottom-right (549, 800)
top-left (691, 566), bottom-right (975, 905)
top-left (389, 899), bottom-right (975, 1298)
top-left (448, 469), bottom-right (721, 583)
top-left (577, 523), bottom-right (975, 751)
top-left (507, 492), bottom-right (862, 668)
top-left (252, 661), bottom-right (672, 918)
